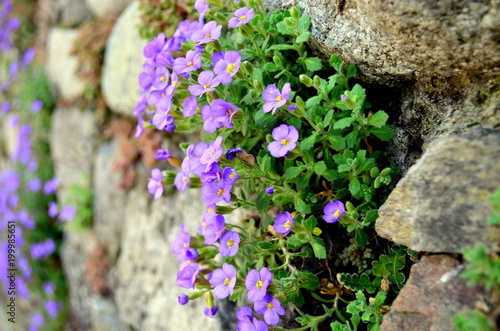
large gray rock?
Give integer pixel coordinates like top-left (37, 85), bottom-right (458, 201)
top-left (46, 28), bottom-right (86, 100)
top-left (93, 138), bottom-right (128, 260)
top-left (50, 107), bottom-right (96, 204)
top-left (380, 255), bottom-right (489, 331)
top-left (56, 0), bottom-right (92, 26)
top-left (89, 295), bottom-right (125, 331)
top-left (86, 0), bottom-right (134, 18)
top-left (114, 187), bottom-right (239, 330)
top-left (376, 127), bottom-right (500, 254)
top-left (101, 1), bottom-right (147, 116)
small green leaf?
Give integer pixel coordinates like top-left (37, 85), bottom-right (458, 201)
top-left (311, 236), bottom-right (327, 259)
top-left (305, 95), bottom-right (322, 108)
top-left (349, 176), bottom-right (361, 196)
top-left (369, 125), bottom-right (394, 141)
top-left (298, 270), bottom-right (320, 290)
top-left (323, 169), bottom-right (339, 181)
top-left (322, 109), bottom-right (335, 127)
top-left (257, 241), bottom-right (281, 250)
top-left (329, 54), bottom-right (344, 72)
top-left (303, 215), bottom-right (318, 232)
top-left (333, 117), bottom-right (355, 130)
top-left (347, 63), bottom-right (357, 79)
top-left (300, 133), bottom-right (317, 152)
top-left (284, 166), bottom-right (306, 179)
top-left (269, 44), bottom-right (297, 51)
top-left (298, 14), bottom-right (311, 33)
top-left (260, 154), bottom-right (272, 173)
top-left (338, 164), bottom-right (351, 173)
top-left (256, 190), bottom-right (270, 210)
top-left (355, 228), bottom-right (369, 247)
top-left (287, 235), bottom-right (306, 249)
top-left (296, 31), bottom-right (310, 43)
top-left (263, 62), bottom-right (280, 72)
top-left (367, 110), bottom-right (389, 128)
top-left (313, 161), bottom-right (327, 175)
top-left (328, 135), bottom-right (346, 151)
top-left (294, 196), bottom-right (311, 213)
top-left (304, 57), bottom-right (323, 72)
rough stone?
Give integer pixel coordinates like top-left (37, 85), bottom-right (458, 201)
top-left (89, 295), bottom-right (125, 331)
top-left (86, 0), bottom-right (133, 18)
top-left (50, 107), bottom-right (96, 204)
top-left (61, 230), bottom-right (100, 330)
top-left (46, 28), bottom-right (86, 100)
top-left (101, 1), bottom-right (147, 116)
top-left (56, 0), bottom-right (92, 26)
top-left (380, 255), bottom-right (489, 331)
top-left (93, 138), bottom-right (127, 260)
top-left (376, 127), bottom-right (500, 254)
top-left (114, 187), bottom-right (239, 330)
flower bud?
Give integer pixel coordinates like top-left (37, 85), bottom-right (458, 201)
top-left (215, 206), bottom-right (235, 214)
top-left (178, 294), bottom-right (189, 305)
top-left (312, 227), bottom-right (322, 236)
top-left (290, 7), bottom-right (301, 20)
top-left (313, 76), bottom-right (321, 88)
top-left (253, 79), bottom-right (264, 92)
top-left (380, 167), bottom-right (392, 176)
top-left (346, 201), bottom-right (356, 213)
top-left (370, 167), bottom-right (380, 178)
top-left (299, 74), bottom-right (313, 87)
top-left (242, 61), bottom-right (253, 75)
top-left (205, 291), bottom-right (215, 308)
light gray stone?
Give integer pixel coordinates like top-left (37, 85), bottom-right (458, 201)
top-left (61, 230), bottom-right (100, 330)
top-left (46, 28), bottom-right (86, 100)
top-left (93, 138), bottom-right (127, 260)
top-left (50, 107), bottom-right (96, 204)
top-left (90, 295), bottom-right (126, 331)
top-left (101, 1), bottom-right (147, 116)
top-left (86, 0), bottom-right (134, 18)
top-left (56, 0), bottom-right (92, 26)
top-left (114, 187), bottom-right (240, 330)
top-left (1, 114), bottom-right (19, 159)
top-left (380, 255), bottom-right (490, 331)
top-left (376, 127), bottom-right (500, 254)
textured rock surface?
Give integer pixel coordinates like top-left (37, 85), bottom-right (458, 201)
top-left (380, 255), bottom-right (489, 331)
top-left (89, 295), bottom-right (125, 331)
top-left (376, 127), bottom-right (500, 253)
top-left (86, 0), bottom-right (133, 18)
top-left (61, 230), bottom-right (99, 330)
top-left (50, 107), bottom-right (96, 203)
top-left (56, 0), bottom-right (92, 26)
top-left (45, 28), bottom-right (86, 100)
top-left (93, 138), bottom-right (127, 259)
top-left (101, 1), bottom-right (147, 116)
top-left (113, 187), bottom-right (239, 330)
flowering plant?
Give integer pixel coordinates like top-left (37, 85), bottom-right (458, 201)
top-left (135, 0), bottom-right (401, 329)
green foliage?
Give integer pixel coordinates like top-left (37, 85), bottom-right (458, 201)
top-left (371, 245), bottom-right (407, 291)
top-left (460, 244), bottom-right (500, 291)
top-left (63, 177), bottom-right (94, 231)
top-left (455, 310), bottom-right (495, 331)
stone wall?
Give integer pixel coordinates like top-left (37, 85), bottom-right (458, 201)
top-left (8, 0), bottom-right (498, 330)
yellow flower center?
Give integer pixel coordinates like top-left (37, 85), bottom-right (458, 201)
top-left (202, 221), bottom-right (207, 228)
top-left (205, 33), bottom-right (211, 39)
top-left (239, 15), bottom-right (247, 21)
top-left (160, 75), bottom-right (167, 82)
top-left (172, 80), bottom-right (177, 86)
top-left (266, 302), bottom-right (274, 310)
top-left (207, 207), bottom-right (214, 213)
top-left (275, 95), bottom-right (282, 102)
top-left (203, 84), bottom-right (211, 89)
top-left (187, 61), bottom-right (193, 67)
top-left (226, 63), bottom-right (235, 74)
top-left (256, 280), bottom-right (263, 289)
top-left (182, 176), bottom-right (187, 183)
top-left (224, 278), bottom-right (231, 286)
top-left (229, 172), bottom-right (235, 180)
top-left (334, 210), bottom-right (341, 218)
top-left (216, 188), bottom-right (224, 196)
top-left (227, 240), bottom-right (234, 247)
top-left (226, 109), bottom-right (234, 116)
top-left (284, 220), bottom-right (291, 230)
top-left (281, 139), bottom-right (289, 145)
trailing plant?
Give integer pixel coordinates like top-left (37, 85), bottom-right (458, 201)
top-left (133, 0), bottom-right (410, 329)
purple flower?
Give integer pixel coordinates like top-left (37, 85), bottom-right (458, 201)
top-left (199, 205), bottom-right (217, 235)
top-left (26, 178), bottom-right (41, 192)
top-left (173, 49), bottom-right (202, 74)
top-left (214, 51), bottom-right (241, 84)
top-left (267, 124), bottom-right (298, 157)
top-left (45, 300), bottom-right (62, 318)
top-left (178, 294), bottom-right (189, 305)
top-left (43, 177), bottom-right (59, 195)
top-left (30, 239), bottom-right (55, 260)
top-left (176, 263), bottom-right (200, 289)
top-left (202, 99), bottom-right (238, 133)
top-left (183, 96), bottom-right (198, 117)
top-left (219, 231), bottom-right (240, 257)
top-left (228, 7), bottom-right (255, 28)
top-left (262, 83), bottom-right (291, 114)
top-left (323, 200), bottom-right (345, 223)
top-left (59, 205), bottom-right (76, 222)
top-left (31, 100), bottom-right (43, 113)
top-left (201, 180), bottom-right (232, 205)
top-left (265, 187), bottom-right (274, 194)
top-left (209, 263), bottom-right (237, 299)
top-left (222, 167), bottom-right (239, 185)
top-left (204, 306), bottom-right (218, 318)
top-left (174, 171), bottom-right (190, 193)
top-left (152, 66), bottom-right (170, 90)
top-left (237, 319), bottom-right (269, 331)
top-left (147, 168), bottom-right (164, 199)
top-left (273, 211), bottom-right (294, 235)
top-left (48, 202), bottom-right (58, 218)
top-left (254, 293), bottom-right (285, 325)
top-left (200, 136), bottom-right (223, 171)
top-left (1, 101), bottom-right (11, 113)
top-left (155, 149), bottom-right (171, 160)
top-left (245, 267), bottom-right (272, 302)
top-left (43, 282), bottom-right (55, 295)
top-left (178, 248), bottom-right (199, 264)
top-left (226, 148), bottom-right (243, 160)
top-left (171, 224), bottom-right (190, 257)
top-left (188, 70), bottom-right (220, 97)
top-left (188, 142), bottom-right (209, 176)
top-left (194, 0), bottom-right (209, 14)
top-left (22, 47), bottom-right (35, 68)
top-left (31, 312), bottom-right (44, 328)
top-left (203, 214), bottom-right (226, 244)
top-left (211, 51), bottom-right (224, 66)
top-left (192, 21), bottom-right (222, 44)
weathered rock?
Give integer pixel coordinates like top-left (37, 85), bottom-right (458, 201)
top-left (93, 138), bottom-right (127, 260)
top-left (86, 0), bottom-right (133, 18)
top-left (50, 107), bottom-right (96, 204)
top-left (376, 127), bottom-right (500, 254)
top-left (56, 0), bottom-right (92, 26)
top-left (89, 295), bottom-right (126, 331)
top-left (114, 187), bottom-right (239, 330)
top-left (101, 1), bottom-right (147, 116)
top-left (0, 114), bottom-right (20, 159)
top-left (46, 28), bottom-right (86, 100)
top-left (61, 230), bottom-right (100, 330)
top-left (380, 255), bottom-right (489, 331)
